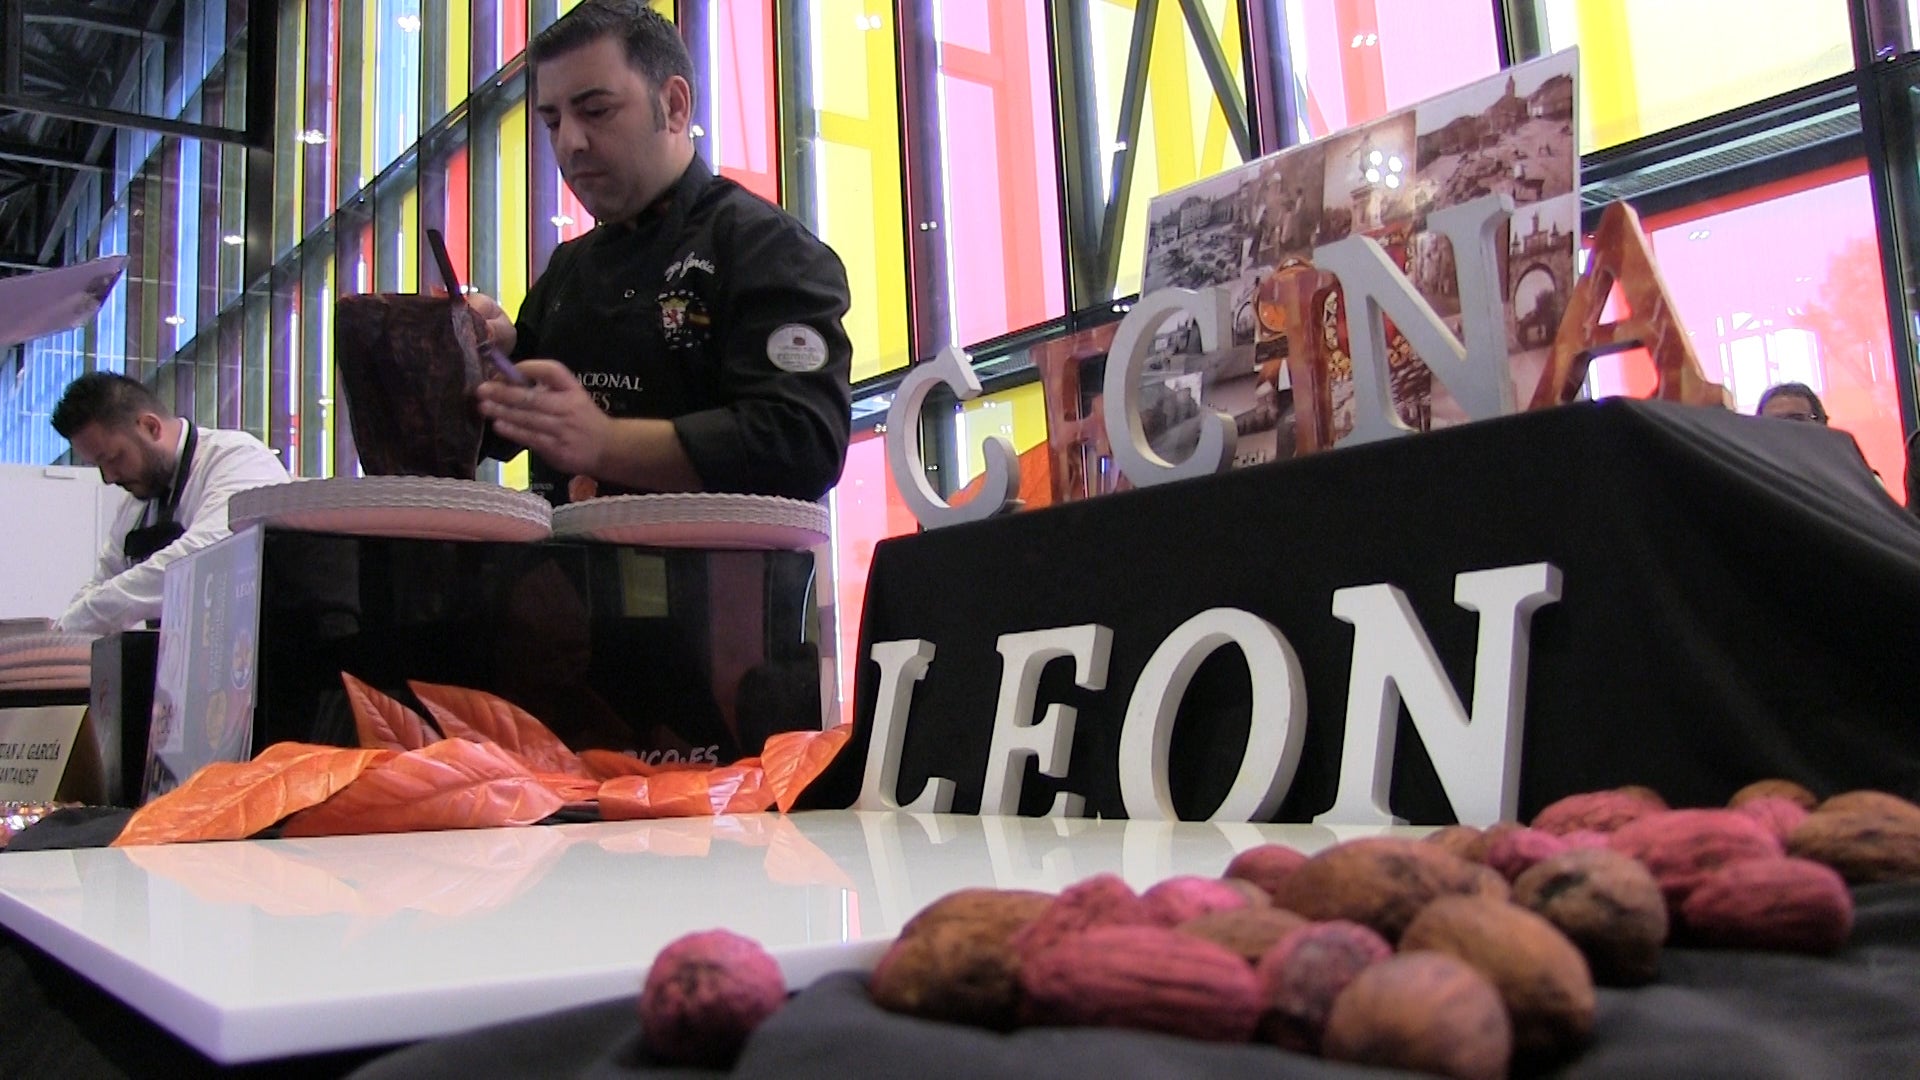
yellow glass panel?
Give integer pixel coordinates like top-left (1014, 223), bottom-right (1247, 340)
top-left (360, 1), bottom-right (378, 188)
top-left (1541, 0), bottom-right (1852, 150)
top-left (954, 382), bottom-right (1048, 485)
top-left (497, 100), bottom-right (530, 315)
top-left (1089, 0), bottom-right (1245, 299)
top-left (399, 185), bottom-right (420, 293)
top-left (446, 1), bottom-right (470, 115)
top-left (808, 0), bottom-right (909, 381)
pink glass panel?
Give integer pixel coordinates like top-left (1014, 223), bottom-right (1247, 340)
top-left (715, 0), bottom-right (780, 203)
top-left (936, 0), bottom-right (1065, 348)
top-left (1292, 0), bottom-right (1503, 138)
top-left (829, 431), bottom-right (919, 723)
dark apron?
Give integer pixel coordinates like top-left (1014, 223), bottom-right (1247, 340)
top-left (123, 422), bottom-right (198, 565)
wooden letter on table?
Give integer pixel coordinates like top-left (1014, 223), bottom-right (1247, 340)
top-left (1530, 200), bottom-right (1731, 409)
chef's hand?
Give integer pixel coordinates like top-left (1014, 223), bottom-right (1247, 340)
top-left (474, 360), bottom-right (609, 477)
top-left (466, 291), bottom-right (517, 357)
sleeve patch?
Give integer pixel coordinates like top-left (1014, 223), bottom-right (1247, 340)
top-left (766, 323), bottom-right (830, 373)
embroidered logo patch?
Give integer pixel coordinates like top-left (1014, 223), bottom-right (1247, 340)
top-left (657, 288), bottom-right (711, 349)
top-left (766, 323), bottom-right (829, 372)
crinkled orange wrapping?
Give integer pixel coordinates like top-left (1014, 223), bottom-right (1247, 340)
top-left (280, 738), bottom-right (566, 838)
top-left (598, 770), bottom-right (717, 820)
top-left (408, 681), bottom-right (592, 778)
top-left (578, 749), bottom-right (653, 779)
top-left (113, 742), bottom-right (395, 847)
top-left (535, 772), bottom-right (604, 804)
top-left (702, 767), bottom-right (747, 815)
top-left (716, 763), bottom-right (774, 814)
top-left (342, 672), bottom-right (440, 751)
top-left (761, 724), bottom-right (854, 813)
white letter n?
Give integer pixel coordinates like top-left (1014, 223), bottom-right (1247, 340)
top-left (1315, 563), bottom-right (1563, 827)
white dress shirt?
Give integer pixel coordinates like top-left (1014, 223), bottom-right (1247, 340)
top-left (57, 424), bottom-right (292, 635)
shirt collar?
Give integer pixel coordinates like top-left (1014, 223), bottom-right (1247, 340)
top-left (614, 156), bottom-right (713, 232)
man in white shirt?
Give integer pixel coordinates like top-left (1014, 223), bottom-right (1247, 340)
top-left (50, 372), bottom-right (292, 635)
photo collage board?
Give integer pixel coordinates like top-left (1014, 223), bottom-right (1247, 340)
top-left (1038, 50), bottom-right (1579, 503)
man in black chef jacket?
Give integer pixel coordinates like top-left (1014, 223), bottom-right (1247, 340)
top-left (472, 0), bottom-right (853, 506)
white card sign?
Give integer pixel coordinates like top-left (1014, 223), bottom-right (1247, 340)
top-left (0, 705), bottom-right (86, 802)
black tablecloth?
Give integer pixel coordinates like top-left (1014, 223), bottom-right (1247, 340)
top-left (0, 926), bottom-right (384, 1079)
top-left (808, 399), bottom-right (1920, 821)
top-left (351, 883), bottom-right (1920, 1079)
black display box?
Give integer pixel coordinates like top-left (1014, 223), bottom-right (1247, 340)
top-left (146, 526), bottom-right (829, 800)
top-left (87, 630), bottom-right (158, 806)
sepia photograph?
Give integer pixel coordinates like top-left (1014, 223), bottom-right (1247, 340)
top-left (1412, 231), bottom-right (1463, 320)
top-left (1415, 59), bottom-right (1576, 212)
top-left (1143, 169), bottom-right (1253, 294)
top-left (1507, 193), bottom-right (1580, 353)
top-left (1248, 143), bottom-right (1327, 268)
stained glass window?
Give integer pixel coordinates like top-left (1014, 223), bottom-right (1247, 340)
top-left (1284, 0), bottom-right (1502, 139)
top-left (1068, 0), bottom-right (1251, 302)
top-left (793, 0), bottom-right (911, 382)
top-left (713, 0), bottom-right (781, 203)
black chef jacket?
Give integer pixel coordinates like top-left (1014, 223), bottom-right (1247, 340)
top-left (494, 156), bottom-right (854, 505)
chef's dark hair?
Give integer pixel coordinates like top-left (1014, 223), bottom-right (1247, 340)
top-left (530, 0), bottom-right (696, 113)
top-left (51, 372), bottom-right (168, 439)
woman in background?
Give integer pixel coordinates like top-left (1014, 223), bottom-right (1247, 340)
top-left (1755, 382), bottom-right (1828, 425)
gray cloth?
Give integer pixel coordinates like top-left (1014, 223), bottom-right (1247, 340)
top-left (354, 883), bottom-right (1920, 1080)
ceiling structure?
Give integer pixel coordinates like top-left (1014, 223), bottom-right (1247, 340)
top-left (0, 0), bottom-right (185, 277)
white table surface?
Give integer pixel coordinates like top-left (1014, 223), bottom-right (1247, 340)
top-left (0, 811), bottom-right (1403, 1063)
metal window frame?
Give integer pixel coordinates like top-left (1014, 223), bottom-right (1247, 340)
top-left (25, 0), bottom-right (1920, 461)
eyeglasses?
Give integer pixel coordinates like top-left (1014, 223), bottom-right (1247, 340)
top-left (1771, 411), bottom-right (1827, 425)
